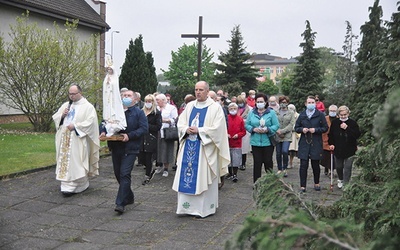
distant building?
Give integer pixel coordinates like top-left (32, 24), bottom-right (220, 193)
top-left (0, 0), bottom-right (110, 121)
top-left (248, 54), bottom-right (297, 83)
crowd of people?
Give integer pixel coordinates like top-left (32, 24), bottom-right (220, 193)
top-left (53, 79), bottom-right (360, 217)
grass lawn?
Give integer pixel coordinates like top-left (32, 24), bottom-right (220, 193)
top-left (0, 132), bottom-right (56, 176)
top-left (0, 122), bottom-right (108, 177)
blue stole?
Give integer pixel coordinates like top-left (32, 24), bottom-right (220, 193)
top-left (178, 107), bottom-right (208, 194)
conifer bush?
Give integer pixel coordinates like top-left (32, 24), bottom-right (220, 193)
top-left (226, 89), bottom-right (400, 249)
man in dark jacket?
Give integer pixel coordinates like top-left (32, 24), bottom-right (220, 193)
top-left (101, 90), bottom-right (148, 214)
top-left (295, 96), bottom-right (328, 192)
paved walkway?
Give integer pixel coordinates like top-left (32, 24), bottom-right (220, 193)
top-left (0, 154), bottom-right (342, 249)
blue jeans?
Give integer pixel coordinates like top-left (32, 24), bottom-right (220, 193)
top-left (111, 150), bottom-right (136, 206)
top-left (276, 141), bottom-right (290, 170)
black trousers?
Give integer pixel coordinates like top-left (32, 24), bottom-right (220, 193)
top-left (251, 145), bottom-right (274, 183)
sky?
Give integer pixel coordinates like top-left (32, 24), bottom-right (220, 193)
top-left (104, 0), bottom-right (397, 75)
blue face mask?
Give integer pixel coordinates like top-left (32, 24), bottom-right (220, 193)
top-left (238, 103), bottom-right (244, 108)
top-left (307, 104), bottom-right (316, 111)
top-left (122, 97), bottom-right (133, 107)
top-left (329, 112), bottom-right (337, 117)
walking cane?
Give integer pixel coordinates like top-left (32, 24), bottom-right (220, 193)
top-left (330, 150), bottom-right (334, 192)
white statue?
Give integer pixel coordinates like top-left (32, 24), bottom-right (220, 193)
top-left (102, 57), bottom-right (126, 137)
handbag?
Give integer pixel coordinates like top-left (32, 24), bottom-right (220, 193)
top-left (143, 133), bottom-right (157, 152)
top-left (268, 134), bottom-right (278, 147)
top-left (163, 126), bottom-right (179, 141)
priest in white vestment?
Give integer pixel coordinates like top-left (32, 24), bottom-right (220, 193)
top-left (52, 85), bottom-right (100, 196)
top-left (102, 60), bottom-right (126, 137)
top-left (172, 81), bottom-right (230, 218)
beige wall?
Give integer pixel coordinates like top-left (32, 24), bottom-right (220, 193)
top-left (0, 5), bottom-right (103, 115)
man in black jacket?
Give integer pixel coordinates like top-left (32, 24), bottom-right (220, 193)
top-left (101, 90), bottom-right (148, 214)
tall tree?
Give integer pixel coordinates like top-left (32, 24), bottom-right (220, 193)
top-left (338, 21), bottom-right (358, 93)
top-left (0, 13), bottom-right (99, 132)
top-left (381, 2), bottom-right (400, 94)
top-left (289, 20), bottom-right (323, 110)
top-left (162, 42), bottom-right (215, 102)
top-left (214, 25), bottom-right (258, 92)
top-left (352, 0), bottom-right (388, 143)
top-left (119, 35), bottom-right (157, 97)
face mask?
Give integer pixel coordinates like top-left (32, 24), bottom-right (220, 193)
top-left (269, 101), bottom-right (277, 106)
top-left (280, 103), bottom-right (288, 109)
top-left (122, 97), bottom-right (133, 107)
top-left (238, 103), bottom-right (244, 108)
top-left (340, 117), bottom-right (349, 122)
top-left (250, 95), bottom-right (255, 99)
top-left (229, 110), bottom-right (237, 115)
top-left (256, 103), bottom-right (265, 109)
top-left (144, 102), bottom-right (152, 109)
top-left (306, 104), bottom-right (315, 111)
top-left (329, 112), bottom-right (337, 117)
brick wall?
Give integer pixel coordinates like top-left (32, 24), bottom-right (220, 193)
top-left (0, 114), bottom-right (30, 124)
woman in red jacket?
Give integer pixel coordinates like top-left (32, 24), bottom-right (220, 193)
top-left (227, 103), bottom-right (247, 182)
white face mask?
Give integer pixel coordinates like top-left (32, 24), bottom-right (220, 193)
top-left (229, 110), bottom-right (237, 115)
top-left (250, 95), bottom-right (255, 99)
top-left (144, 102), bottom-right (152, 109)
top-left (340, 117), bottom-right (349, 122)
top-left (256, 103), bottom-right (265, 109)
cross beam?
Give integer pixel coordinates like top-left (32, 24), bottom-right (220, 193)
top-left (181, 16), bottom-right (219, 81)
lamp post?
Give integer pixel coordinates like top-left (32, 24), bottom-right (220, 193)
top-left (111, 30), bottom-right (120, 59)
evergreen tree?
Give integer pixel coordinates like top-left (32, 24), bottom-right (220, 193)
top-left (323, 21), bottom-right (358, 108)
top-left (352, 0), bottom-right (388, 144)
top-left (119, 35), bottom-right (157, 96)
top-left (214, 25), bottom-right (258, 92)
top-left (289, 20), bottom-right (323, 110)
top-left (381, 2), bottom-right (400, 93)
top-left (145, 51), bottom-right (158, 94)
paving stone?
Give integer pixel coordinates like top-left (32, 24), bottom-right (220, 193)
top-left (0, 154), bottom-right (343, 249)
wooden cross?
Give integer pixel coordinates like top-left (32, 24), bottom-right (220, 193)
top-left (181, 16), bottom-right (219, 81)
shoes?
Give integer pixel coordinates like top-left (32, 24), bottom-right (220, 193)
top-left (300, 187), bottom-right (306, 193)
top-left (239, 165), bottom-right (246, 171)
top-left (314, 185), bottom-right (321, 191)
top-left (172, 165), bottom-right (177, 171)
top-left (114, 205), bottom-right (124, 214)
top-left (162, 170), bottom-right (169, 177)
top-left (61, 191), bottom-right (76, 197)
top-left (155, 166), bottom-right (163, 174)
top-left (337, 180), bottom-right (343, 189)
top-left (287, 165), bottom-right (293, 169)
top-left (232, 175), bottom-right (238, 183)
top-left (225, 174), bottom-right (233, 180)
top-left (283, 170), bottom-right (288, 177)
top-left (277, 170), bottom-right (282, 175)
top-left (142, 178), bottom-right (150, 185)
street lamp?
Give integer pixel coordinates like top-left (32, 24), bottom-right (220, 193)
top-left (111, 30), bottom-right (120, 59)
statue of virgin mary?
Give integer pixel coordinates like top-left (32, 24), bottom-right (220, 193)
top-left (102, 57), bottom-right (126, 137)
